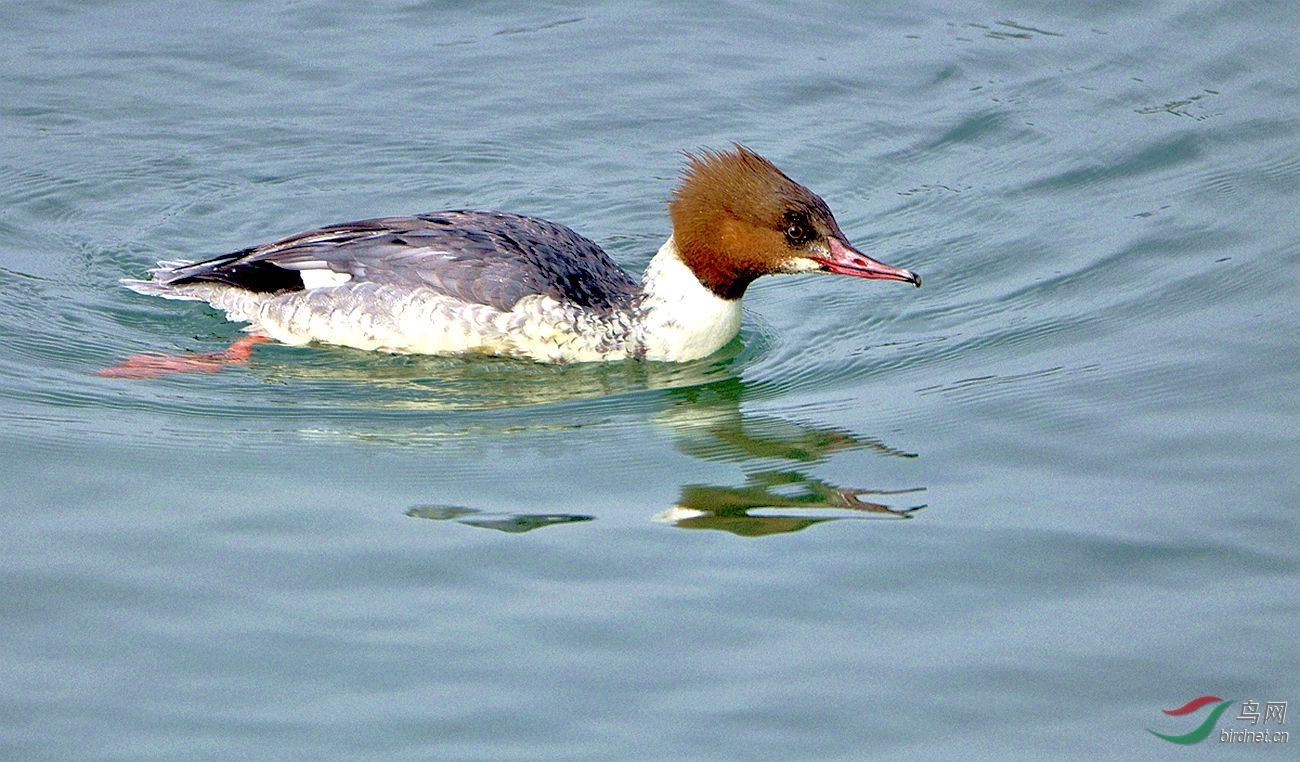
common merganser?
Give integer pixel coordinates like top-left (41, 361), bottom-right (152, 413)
top-left (117, 146), bottom-right (919, 366)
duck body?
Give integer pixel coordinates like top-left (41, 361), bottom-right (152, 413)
top-left (124, 147), bottom-right (918, 364)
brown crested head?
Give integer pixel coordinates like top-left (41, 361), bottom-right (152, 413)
top-left (668, 145), bottom-right (919, 300)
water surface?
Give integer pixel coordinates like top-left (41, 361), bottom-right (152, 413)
top-left (2, 1), bottom-right (1297, 759)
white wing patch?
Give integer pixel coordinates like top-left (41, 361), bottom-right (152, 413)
top-left (299, 268), bottom-right (353, 289)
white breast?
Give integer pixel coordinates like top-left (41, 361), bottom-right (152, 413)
top-left (636, 238), bottom-right (742, 362)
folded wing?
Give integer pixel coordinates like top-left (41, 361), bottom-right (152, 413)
top-left (151, 210), bottom-right (640, 313)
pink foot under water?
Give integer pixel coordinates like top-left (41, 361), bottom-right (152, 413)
top-left (94, 335), bottom-right (271, 379)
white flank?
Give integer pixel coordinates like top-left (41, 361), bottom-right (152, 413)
top-left (217, 283), bottom-right (635, 363)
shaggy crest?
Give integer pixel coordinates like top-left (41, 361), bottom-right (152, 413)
top-left (668, 145), bottom-right (844, 299)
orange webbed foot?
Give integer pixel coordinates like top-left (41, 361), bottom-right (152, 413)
top-left (94, 335), bottom-right (271, 379)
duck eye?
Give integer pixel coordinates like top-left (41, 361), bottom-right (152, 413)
top-left (784, 224), bottom-right (810, 245)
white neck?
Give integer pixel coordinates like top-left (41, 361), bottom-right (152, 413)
top-left (636, 237), bottom-right (742, 362)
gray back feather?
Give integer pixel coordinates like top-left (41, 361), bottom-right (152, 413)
top-left (167, 211), bottom-right (641, 313)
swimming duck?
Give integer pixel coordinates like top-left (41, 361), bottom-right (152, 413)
top-left (117, 146), bottom-right (919, 367)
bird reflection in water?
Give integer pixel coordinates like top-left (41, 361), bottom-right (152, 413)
top-left (408, 377), bottom-right (925, 536)
top-left (649, 378), bottom-right (924, 535)
top-left (657, 479), bottom-right (923, 537)
top-left (405, 505), bottom-right (593, 533)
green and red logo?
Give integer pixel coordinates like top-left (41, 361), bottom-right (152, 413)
top-left (1148, 696), bottom-right (1235, 744)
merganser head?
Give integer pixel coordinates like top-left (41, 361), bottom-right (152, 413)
top-left (669, 145), bottom-right (920, 300)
